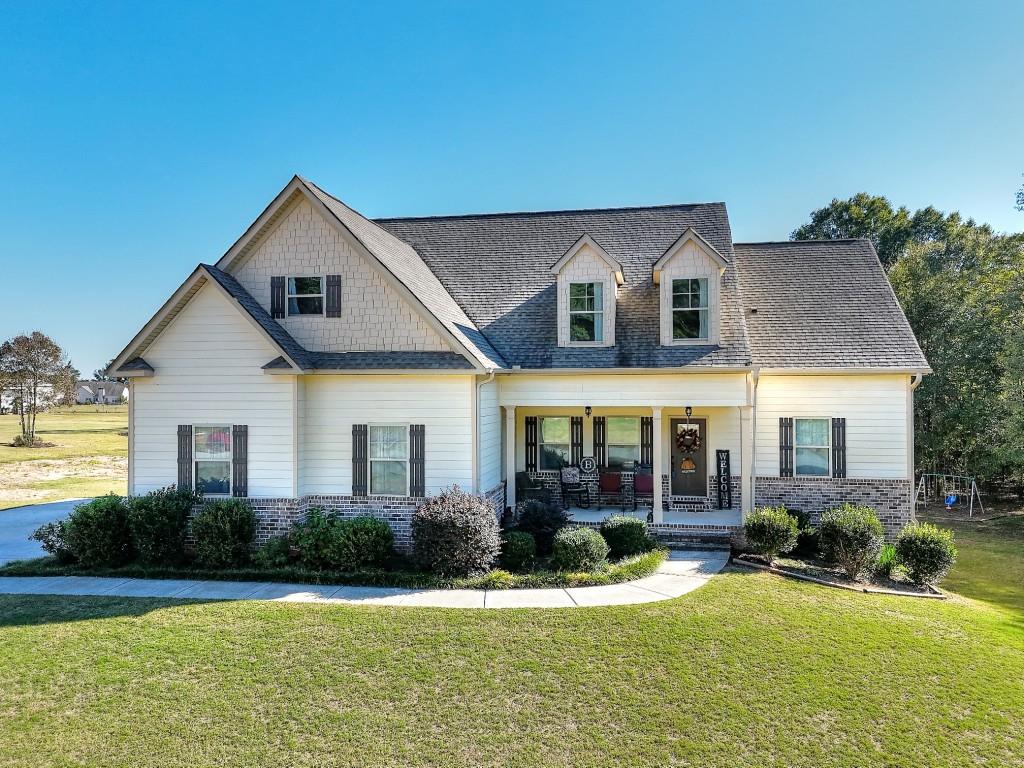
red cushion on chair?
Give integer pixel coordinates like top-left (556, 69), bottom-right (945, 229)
top-left (633, 473), bottom-right (654, 494)
top-left (599, 473), bottom-right (622, 492)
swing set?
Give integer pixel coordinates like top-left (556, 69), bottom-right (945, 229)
top-left (915, 473), bottom-right (985, 517)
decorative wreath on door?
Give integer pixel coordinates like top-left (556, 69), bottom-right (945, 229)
top-left (675, 426), bottom-right (702, 453)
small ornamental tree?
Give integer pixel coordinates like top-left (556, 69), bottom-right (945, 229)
top-left (412, 487), bottom-right (501, 576)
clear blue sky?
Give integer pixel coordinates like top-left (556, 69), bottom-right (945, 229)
top-left (1, 1), bottom-right (1022, 377)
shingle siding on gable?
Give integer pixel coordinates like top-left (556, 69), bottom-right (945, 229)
top-left (657, 240), bottom-right (722, 346)
top-left (556, 246), bottom-right (617, 347)
top-left (234, 199), bottom-right (449, 354)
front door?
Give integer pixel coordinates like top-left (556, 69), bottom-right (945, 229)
top-left (670, 418), bottom-right (707, 496)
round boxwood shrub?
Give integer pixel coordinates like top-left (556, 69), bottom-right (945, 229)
top-left (743, 506), bottom-right (799, 564)
top-left (64, 494), bottom-right (134, 567)
top-left (30, 520), bottom-right (75, 564)
top-left (599, 515), bottom-right (651, 559)
top-left (896, 522), bottom-right (957, 585)
top-left (128, 485), bottom-right (200, 565)
top-left (514, 500), bottom-right (569, 555)
top-left (412, 486), bottom-right (501, 576)
top-left (333, 516), bottom-right (394, 570)
top-left (552, 526), bottom-right (609, 572)
top-left (500, 531), bottom-right (537, 572)
top-left (191, 499), bottom-right (256, 568)
top-left (818, 503), bottom-right (884, 579)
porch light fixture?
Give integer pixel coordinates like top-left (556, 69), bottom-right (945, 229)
top-left (585, 406), bottom-right (592, 418)
top-left (685, 406), bottom-right (692, 419)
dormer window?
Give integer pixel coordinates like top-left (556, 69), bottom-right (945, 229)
top-left (287, 276), bottom-right (324, 315)
top-left (569, 282), bottom-right (604, 342)
top-left (671, 278), bottom-right (709, 340)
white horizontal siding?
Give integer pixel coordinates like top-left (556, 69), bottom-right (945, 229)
top-left (478, 379), bottom-right (501, 491)
top-left (132, 281), bottom-right (296, 496)
top-left (498, 373), bottom-right (748, 407)
top-left (755, 374), bottom-right (910, 479)
top-left (301, 375), bottom-right (474, 495)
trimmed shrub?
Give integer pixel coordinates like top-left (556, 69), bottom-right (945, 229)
top-left (292, 508), bottom-right (342, 570)
top-left (744, 506), bottom-right (799, 564)
top-left (64, 495), bottom-right (134, 567)
top-left (500, 531), bottom-right (537, 572)
top-left (818, 503), bottom-right (884, 579)
top-left (252, 535), bottom-right (294, 569)
top-left (191, 499), bottom-right (256, 568)
top-left (412, 487), bottom-right (501, 576)
top-left (872, 543), bottom-right (899, 580)
top-left (333, 516), bottom-right (394, 570)
top-left (128, 486), bottom-right (200, 565)
top-left (896, 523), bottom-right (957, 585)
top-left (552, 526), bottom-right (610, 571)
top-left (599, 515), bottom-right (652, 559)
top-left (514, 500), bottom-right (569, 555)
top-left (30, 520), bottom-right (75, 564)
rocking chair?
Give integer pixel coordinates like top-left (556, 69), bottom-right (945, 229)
top-left (559, 466), bottom-right (590, 509)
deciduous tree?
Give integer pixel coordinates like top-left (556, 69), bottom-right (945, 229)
top-left (0, 332), bottom-right (71, 444)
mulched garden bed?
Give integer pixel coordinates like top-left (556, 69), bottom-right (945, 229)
top-left (733, 553), bottom-right (945, 599)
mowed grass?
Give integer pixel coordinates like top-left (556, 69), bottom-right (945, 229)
top-left (0, 570), bottom-right (1022, 768)
top-left (0, 406), bottom-right (127, 509)
top-left (918, 506), bottom-right (1024, 615)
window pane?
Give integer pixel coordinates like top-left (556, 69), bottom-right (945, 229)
top-left (592, 282), bottom-right (603, 310)
top-left (288, 296), bottom-right (323, 315)
top-left (607, 444), bottom-right (640, 471)
top-left (569, 283), bottom-right (593, 310)
top-left (606, 417), bottom-right (640, 444)
top-left (540, 417), bottom-right (569, 443)
top-left (288, 276), bottom-right (322, 295)
top-left (570, 313), bottom-right (597, 341)
top-left (673, 309), bottom-right (702, 339)
top-left (195, 426), bottom-right (231, 460)
top-left (540, 444), bottom-right (570, 470)
top-left (695, 278), bottom-right (708, 308)
top-left (371, 460), bottom-right (407, 495)
top-left (795, 447), bottom-right (829, 476)
top-left (196, 461), bottom-right (231, 494)
top-left (370, 425), bottom-right (408, 460)
top-left (796, 418), bottom-right (829, 447)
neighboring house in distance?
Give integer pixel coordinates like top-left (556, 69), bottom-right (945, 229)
top-left (76, 380), bottom-right (129, 405)
top-left (108, 176), bottom-right (929, 548)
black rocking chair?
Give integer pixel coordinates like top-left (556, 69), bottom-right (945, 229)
top-left (560, 466), bottom-right (590, 509)
top-left (515, 471), bottom-right (551, 505)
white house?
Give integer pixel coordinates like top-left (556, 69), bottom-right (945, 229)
top-left (108, 176), bottom-right (929, 547)
top-left (76, 380), bottom-right (129, 405)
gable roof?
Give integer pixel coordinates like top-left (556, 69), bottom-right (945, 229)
top-left (652, 227), bottom-right (730, 283)
top-left (733, 239), bottom-right (929, 370)
top-left (378, 204), bottom-right (752, 369)
top-left (549, 234), bottom-right (624, 285)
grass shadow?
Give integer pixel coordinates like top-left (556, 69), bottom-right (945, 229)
top-left (0, 593), bottom-right (224, 628)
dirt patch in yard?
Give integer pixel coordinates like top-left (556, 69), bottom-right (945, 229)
top-left (0, 456), bottom-right (127, 502)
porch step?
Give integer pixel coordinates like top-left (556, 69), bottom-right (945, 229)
top-left (652, 533), bottom-right (733, 552)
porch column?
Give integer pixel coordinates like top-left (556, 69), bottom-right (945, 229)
top-left (652, 406), bottom-right (663, 524)
top-left (740, 405), bottom-right (754, 519)
top-left (505, 406), bottom-right (516, 510)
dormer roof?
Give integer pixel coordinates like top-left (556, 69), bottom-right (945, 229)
top-left (549, 233), bottom-right (624, 285)
top-left (652, 227), bottom-right (730, 284)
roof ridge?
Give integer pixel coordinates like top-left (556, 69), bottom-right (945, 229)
top-left (374, 201), bottom-right (727, 222)
top-left (735, 238), bottom-right (871, 246)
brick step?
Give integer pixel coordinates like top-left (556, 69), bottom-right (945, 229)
top-left (661, 539), bottom-right (732, 552)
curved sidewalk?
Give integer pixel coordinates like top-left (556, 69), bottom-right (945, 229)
top-left (0, 550), bottom-right (728, 609)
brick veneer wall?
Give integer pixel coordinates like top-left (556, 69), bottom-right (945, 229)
top-left (754, 477), bottom-right (914, 538)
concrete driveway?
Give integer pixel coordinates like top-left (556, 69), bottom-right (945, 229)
top-left (0, 499), bottom-right (88, 565)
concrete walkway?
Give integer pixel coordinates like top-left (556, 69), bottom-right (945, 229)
top-left (0, 499), bottom-right (88, 565)
top-left (0, 550), bottom-right (728, 609)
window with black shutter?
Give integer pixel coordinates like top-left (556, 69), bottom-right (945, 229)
top-left (593, 416), bottom-right (607, 467)
top-left (232, 425), bottom-right (248, 497)
top-left (270, 276), bottom-right (286, 319)
top-left (831, 417), bottom-right (847, 478)
top-left (352, 424), bottom-right (368, 495)
top-left (524, 416), bottom-right (538, 472)
top-left (779, 417), bottom-right (794, 478)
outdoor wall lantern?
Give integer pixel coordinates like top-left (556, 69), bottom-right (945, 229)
top-left (585, 406), bottom-right (592, 418)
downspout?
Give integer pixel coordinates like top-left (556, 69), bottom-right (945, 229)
top-left (473, 370), bottom-right (496, 494)
top-left (749, 366), bottom-right (760, 513)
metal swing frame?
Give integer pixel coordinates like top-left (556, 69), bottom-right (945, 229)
top-left (915, 473), bottom-right (985, 517)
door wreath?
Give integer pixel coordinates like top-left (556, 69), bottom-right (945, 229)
top-left (675, 426), bottom-right (702, 453)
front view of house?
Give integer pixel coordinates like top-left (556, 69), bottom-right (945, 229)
top-left (109, 176), bottom-right (929, 547)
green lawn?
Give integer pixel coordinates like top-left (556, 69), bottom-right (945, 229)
top-left (0, 570), bottom-right (1021, 768)
top-left (0, 405), bottom-right (127, 509)
top-left (918, 506), bottom-right (1024, 615)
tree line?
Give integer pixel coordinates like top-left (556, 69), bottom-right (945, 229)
top-left (793, 194), bottom-right (1024, 493)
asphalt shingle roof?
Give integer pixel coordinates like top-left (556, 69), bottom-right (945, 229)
top-left (732, 240), bottom-right (929, 369)
top-left (377, 205), bottom-right (752, 369)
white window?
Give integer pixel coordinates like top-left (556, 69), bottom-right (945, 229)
top-left (672, 278), bottom-right (709, 340)
top-left (369, 424), bottom-right (409, 495)
top-left (795, 418), bottom-right (830, 477)
top-left (569, 282), bottom-right (603, 342)
top-left (287, 276), bottom-right (324, 316)
top-left (195, 425), bottom-right (232, 495)
top-left (539, 416), bottom-right (570, 470)
top-left (606, 417), bottom-right (641, 471)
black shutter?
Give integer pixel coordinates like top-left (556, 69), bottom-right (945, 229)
top-left (410, 424), bottom-right (425, 496)
top-left (779, 417), bottom-right (794, 478)
top-left (593, 416), bottom-right (607, 467)
top-left (232, 425), bottom-right (248, 497)
top-left (271, 276), bottom-right (286, 319)
top-left (524, 416), bottom-right (538, 472)
top-left (571, 416), bottom-right (583, 466)
top-left (352, 424), bottom-right (368, 495)
top-left (640, 417), bottom-right (653, 467)
top-left (832, 417), bottom-right (847, 478)
top-left (326, 274), bottom-right (342, 318)
top-left (177, 425), bottom-right (192, 491)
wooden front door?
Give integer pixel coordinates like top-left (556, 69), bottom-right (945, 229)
top-left (670, 418), bottom-right (707, 496)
